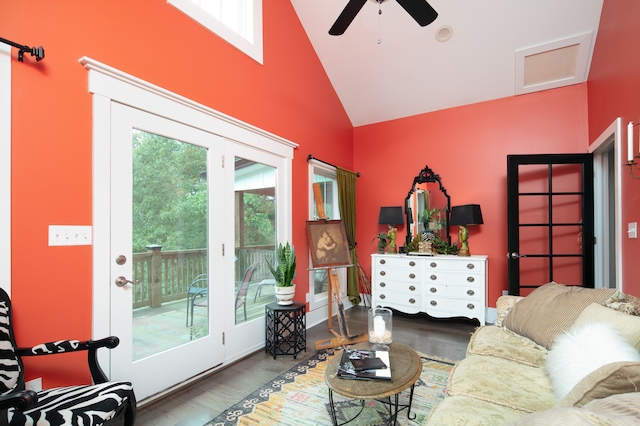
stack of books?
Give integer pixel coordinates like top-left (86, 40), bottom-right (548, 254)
top-left (337, 348), bottom-right (392, 381)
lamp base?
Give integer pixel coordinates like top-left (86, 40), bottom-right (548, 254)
top-left (458, 226), bottom-right (470, 256)
top-left (457, 247), bottom-right (470, 256)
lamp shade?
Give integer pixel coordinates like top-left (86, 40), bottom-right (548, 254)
top-left (378, 206), bottom-right (404, 225)
top-left (450, 204), bottom-right (483, 226)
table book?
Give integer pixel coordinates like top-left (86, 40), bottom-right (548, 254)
top-left (337, 348), bottom-right (392, 381)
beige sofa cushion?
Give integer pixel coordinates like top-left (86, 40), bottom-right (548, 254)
top-left (512, 392), bottom-right (640, 425)
top-left (426, 395), bottom-right (528, 426)
top-left (558, 361), bottom-right (640, 407)
top-left (467, 326), bottom-right (548, 368)
top-left (573, 302), bottom-right (640, 350)
top-left (502, 282), bottom-right (617, 349)
top-left (447, 355), bottom-right (555, 413)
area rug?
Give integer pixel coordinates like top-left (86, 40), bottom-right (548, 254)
top-left (206, 348), bottom-right (454, 426)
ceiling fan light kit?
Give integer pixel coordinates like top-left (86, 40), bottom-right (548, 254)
top-left (329, 0), bottom-right (438, 36)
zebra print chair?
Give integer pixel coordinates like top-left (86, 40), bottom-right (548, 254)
top-left (0, 288), bottom-right (136, 425)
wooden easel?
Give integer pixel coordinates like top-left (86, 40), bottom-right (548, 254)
top-left (312, 183), bottom-right (368, 350)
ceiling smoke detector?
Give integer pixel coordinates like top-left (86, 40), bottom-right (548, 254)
top-left (435, 25), bottom-right (453, 42)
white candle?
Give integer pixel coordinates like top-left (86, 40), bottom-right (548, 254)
top-left (373, 315), bottom-right (385, 337)
top-left (629, 121), bottom-right (634, 163)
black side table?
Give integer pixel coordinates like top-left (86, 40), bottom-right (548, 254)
top-left (265, 301), bottom-right (306, 359)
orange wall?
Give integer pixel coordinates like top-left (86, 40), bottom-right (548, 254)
top-left (353, 84), bottom-right (590, 306)
top-left (2, 0), bottom-right (352, 386)
top-left (587, 0), bottom-right (640, 297)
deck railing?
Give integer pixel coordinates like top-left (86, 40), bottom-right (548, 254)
top-left (131, 245), bottom-right (275, 309)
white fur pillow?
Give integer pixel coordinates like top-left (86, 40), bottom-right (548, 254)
top-left (546, 322), bottom-right (640, 400)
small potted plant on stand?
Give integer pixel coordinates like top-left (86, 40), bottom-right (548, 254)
top-left (267, 242), bottom-right (296, 305)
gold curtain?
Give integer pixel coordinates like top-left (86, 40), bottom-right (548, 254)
top-left (336, 167), bottom-right (361, 305)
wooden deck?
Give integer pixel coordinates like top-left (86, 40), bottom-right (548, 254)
top-left (132, 281), bottom-right (276, 360)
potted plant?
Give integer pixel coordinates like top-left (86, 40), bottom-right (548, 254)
top-left (267, 242), bottom-right (297, 305)
top-left (372, 232), bottom-right (389, 254)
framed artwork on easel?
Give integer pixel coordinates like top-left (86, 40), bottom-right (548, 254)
top-left (306, 220), bottom-right (351, 269)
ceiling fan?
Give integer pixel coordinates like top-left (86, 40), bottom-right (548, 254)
top-left (329, 0), bottom-right (438, 36)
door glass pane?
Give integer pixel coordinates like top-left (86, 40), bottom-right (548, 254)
top-left (234, 157), bottom-right (276, 324)
top-left (131, 130), bottom-right (209, 361)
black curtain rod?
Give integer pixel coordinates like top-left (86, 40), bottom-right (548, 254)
top-left (307, 155), bottom-right (360, 177)
top-left (0, 36), bottom-right (44, 62)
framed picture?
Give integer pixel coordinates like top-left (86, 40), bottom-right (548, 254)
top-left (306, 220), bottom-right (352, 269)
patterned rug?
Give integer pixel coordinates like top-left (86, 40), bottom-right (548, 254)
top-left (206, 348), bottom-right (454, 426)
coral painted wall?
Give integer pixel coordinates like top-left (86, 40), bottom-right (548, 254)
top-left (587, 0), bottom-right (640, 297)
top-left (1, 0), bottom-right (351, 386)
top-left (353, 85), bottom-right (590, 306)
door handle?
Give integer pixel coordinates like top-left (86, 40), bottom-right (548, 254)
top-left (508, 252), bottom-right (527, 259)
top-left (115, 276), bottom-right (140, 287)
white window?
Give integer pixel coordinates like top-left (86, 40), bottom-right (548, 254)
top-left (168, 0), bottom-right (263, 64)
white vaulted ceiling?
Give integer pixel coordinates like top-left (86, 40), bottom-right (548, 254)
top-left (290, 0), bottom-right (604, 126)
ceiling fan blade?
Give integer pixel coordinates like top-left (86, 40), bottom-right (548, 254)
top-left (395, 0), bottom-right (438, 26)
top-left (329, 0), bottom-right (368, 35)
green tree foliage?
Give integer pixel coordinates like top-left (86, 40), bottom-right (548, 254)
top-left (132, 131), bottom-right (207, 253)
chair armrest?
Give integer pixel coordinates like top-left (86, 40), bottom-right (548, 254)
top-left (0, 390), bottom-right (38, 411)
top-left (17, 336), bottom-right (119, 384)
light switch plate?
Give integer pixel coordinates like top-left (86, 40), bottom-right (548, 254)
top-left (628, 222), bottom-right (637, 239)
top-left (48, 225), bottom-right (93, 246)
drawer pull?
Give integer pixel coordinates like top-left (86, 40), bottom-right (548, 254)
top-left (380, 282), bottom-right (386, 287)
top-left (409, 285), bottom-right (416, 291)
top-left (380, 259), bottom-right (386, 264)
top-left (466, 263), bottom-right (475, 270)
top-left (409, 298), bottom-right (416, 304)
top-left (409, 273), bottom-right (416, 279)
top-left (409, 261), bottom-right (416, 267)
top-left (430, 262), bottom-right (437, 268)
top-left (380, 271), bottom-right (386, 276)
top-left (380, 294), bottom-right (386, 299)
top-left (430, 287), bottom-right (437, 293)
top-left (467, 276), bottom-right (475, 283)
top-left (467, 303), bottom-right (475, 310)
top-left (467, 289), bottom-right (475, 296)
top-left (430, 274), bottom-right (437, 281)
top-left (430, 300), bottom-right (437, 306)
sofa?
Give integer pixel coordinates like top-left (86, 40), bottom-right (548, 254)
top-left (426, 282), bottom-right (640, 425)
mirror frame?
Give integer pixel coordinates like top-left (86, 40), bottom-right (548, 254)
top-left (405, 165), bottom-right (451, 246)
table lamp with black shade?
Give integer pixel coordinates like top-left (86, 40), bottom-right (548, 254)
top-left (378, 206), bottom-right (404, 254)
top-left (450, 204), bottom-right (483, 257)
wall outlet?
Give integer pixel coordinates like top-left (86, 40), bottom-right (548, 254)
top-left (502, 290), bottom-right (509, 296)
top-left (25, 377), bottom-right (42, 392)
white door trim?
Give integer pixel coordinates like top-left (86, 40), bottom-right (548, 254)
top-left (590, 117), bottom-right (623, 290)
top-left (0, 44), bottom-right (11, 294)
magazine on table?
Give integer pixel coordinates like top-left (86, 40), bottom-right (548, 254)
top-left (337, 348), bottom-right (392, 381)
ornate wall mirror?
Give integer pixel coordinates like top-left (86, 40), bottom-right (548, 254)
top-left (405, 165), bottom-right (451, 246)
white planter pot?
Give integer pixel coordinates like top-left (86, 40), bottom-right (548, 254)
top-left (274, 284), bottom-right (296, 305)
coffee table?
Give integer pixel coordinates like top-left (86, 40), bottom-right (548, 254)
top-left (324, 342), bottom-right (421, 425)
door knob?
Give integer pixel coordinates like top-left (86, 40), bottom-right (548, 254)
top-left (508, 252), bottom-right (527, 259)
top-left (115, 276), bottom-right (139, 287)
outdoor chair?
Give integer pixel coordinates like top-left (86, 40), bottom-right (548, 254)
top-left (0, 288), bottom-right (136, 425)
top-left (186, 274), bottom-right (208, 327)
top-left (235, 263), bottom-right (258, 322)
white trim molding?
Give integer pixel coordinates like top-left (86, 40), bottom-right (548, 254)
top-left (0, 44), bottom-right (11, 295)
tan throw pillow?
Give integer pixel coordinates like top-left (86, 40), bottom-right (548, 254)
top-left (573, 303), bottom-right (640, 350)
top-left (559, 362), bottom-right (640, 407)
top-left (502, 282), bottom-right (617, 349)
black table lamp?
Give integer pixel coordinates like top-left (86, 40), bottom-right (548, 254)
top-left (450, 204), bottom-right (483, 256)
top-left (378, 206), bottom-right (404, 254)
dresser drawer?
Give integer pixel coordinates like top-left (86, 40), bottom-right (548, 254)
top-left (426, 271), bottom-right (483, 286)
top-left (426, 258), bottom-right (485, 273)
top-left (375, 267), bottom-right (423, 282)
top-left (424, 296), bottom-right (482, 316)
top-left (425, 283), bottom-right (482, 301)
top-left (374, 280), bottom-right (420, 295)
top-left (374, 255), bottom-right (421, 269)
top-left (375, 291), bottom-right (422, 311)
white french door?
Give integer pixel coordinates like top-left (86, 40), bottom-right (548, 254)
top-left (109, 103), bottom-right (224, 400)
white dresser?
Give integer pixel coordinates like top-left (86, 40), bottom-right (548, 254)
top-left (371, 254), bottom-right (487, 324)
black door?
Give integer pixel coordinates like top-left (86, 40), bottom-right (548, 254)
top-left (507, 154), bottom-right (594, 296)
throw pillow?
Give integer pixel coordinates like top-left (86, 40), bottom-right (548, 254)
top-left (546, 322), bottom-right (640, 401)
top-left (502, 282), bottom-right (617, 349)
top-left (573, 302), bottom-right (640, 350)
top-left (559, 362), bottom-right (640, 407)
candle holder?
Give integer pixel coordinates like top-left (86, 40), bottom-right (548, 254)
top-left (368, 307), bottom-right (393, 350)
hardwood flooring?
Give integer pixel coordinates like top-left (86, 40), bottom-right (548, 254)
top-left (135, 306), bottom-right (478, 425)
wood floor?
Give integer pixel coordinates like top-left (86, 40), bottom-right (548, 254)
top-left (136, 306), bottom-right (479, 426)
